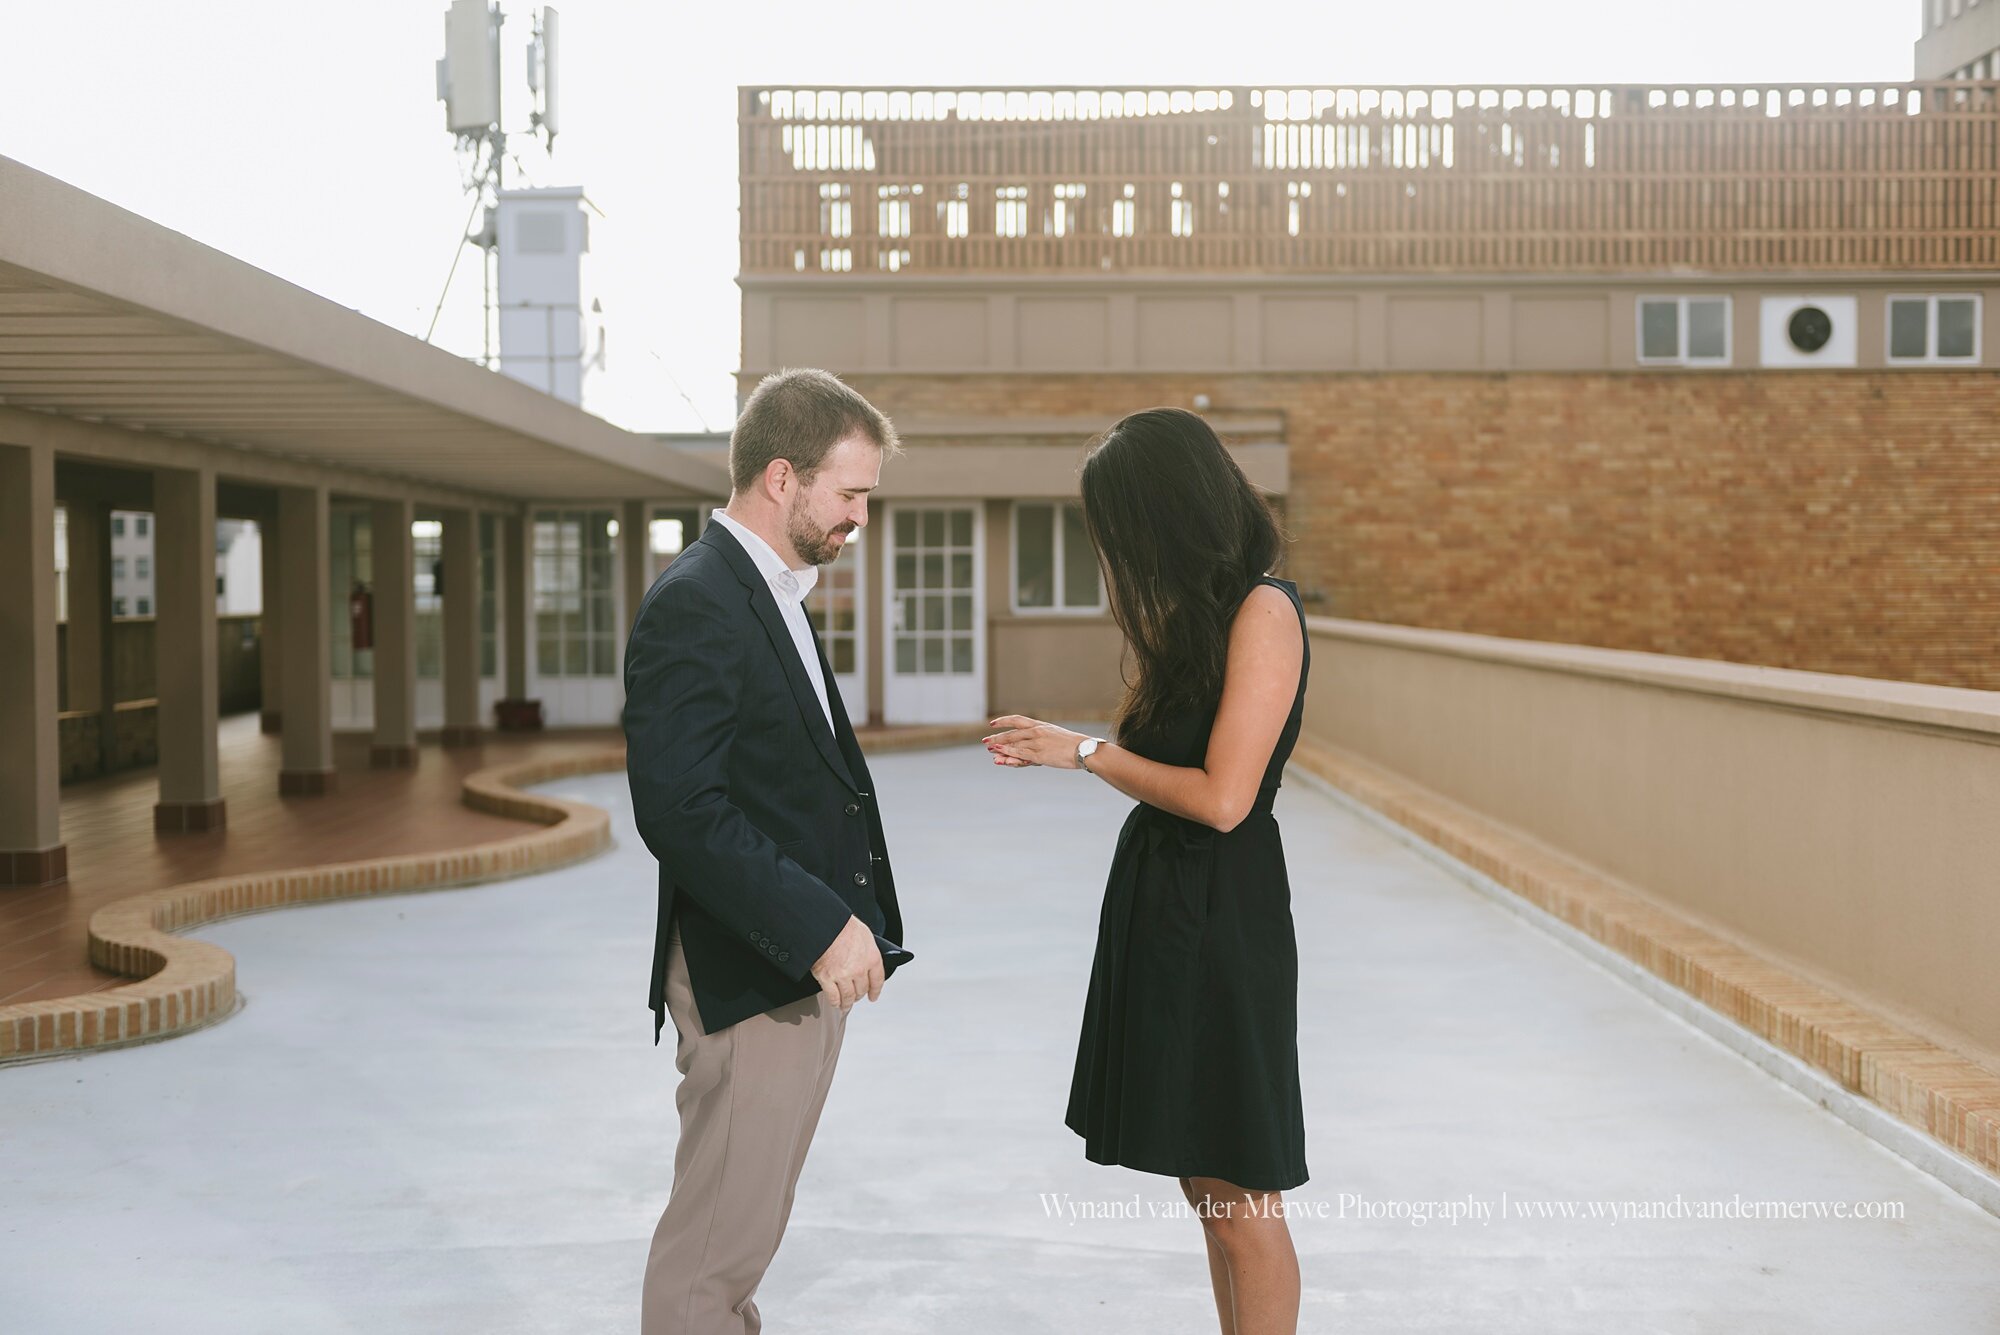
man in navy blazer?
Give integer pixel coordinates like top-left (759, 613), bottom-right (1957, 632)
top-left (621, 368), bottom-right (911, 1334)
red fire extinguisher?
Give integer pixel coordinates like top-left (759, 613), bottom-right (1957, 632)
top-left (349, 580), bottom-right (374, 651)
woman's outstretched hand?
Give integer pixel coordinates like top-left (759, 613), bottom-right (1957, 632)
top-left (983, 715), bottom-right (1090, 769)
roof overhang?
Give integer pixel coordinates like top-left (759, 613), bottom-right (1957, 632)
top-left (0, 155), bottom-right (729, 502)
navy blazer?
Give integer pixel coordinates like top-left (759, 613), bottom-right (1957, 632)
top-left (621, 519), bottom-right (910, 1042)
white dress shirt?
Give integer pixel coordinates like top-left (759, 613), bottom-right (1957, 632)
top-left (707, 508), bottom-right (835, 734)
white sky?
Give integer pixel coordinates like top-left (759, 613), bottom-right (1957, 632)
top-left (1, 0), bottom-right (1920, 434)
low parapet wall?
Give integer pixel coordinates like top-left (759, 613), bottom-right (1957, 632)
top-left (1295, 617), bottom-right (2000, 1180)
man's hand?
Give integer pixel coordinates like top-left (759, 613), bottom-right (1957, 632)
top-left (810, 915), bottom-right (885, 1013)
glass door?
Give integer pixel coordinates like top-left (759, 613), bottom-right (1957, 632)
top-left (528, 507), bottom-right (623, 726)
top-left (884, 504), bottom-right (983, 724)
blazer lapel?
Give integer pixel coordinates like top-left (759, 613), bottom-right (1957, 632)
top-left (697, 521), bottom-right (859, 792)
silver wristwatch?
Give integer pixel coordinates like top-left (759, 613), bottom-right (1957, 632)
top-left (1075, 735), bottom-right (1105, 773)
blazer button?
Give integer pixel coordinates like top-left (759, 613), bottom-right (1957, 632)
top-left (778, 951), bottom-right (789, 962)
top-left (845, 802), bottom-right (860, 816)
top-left (854, 871), bottom-right (868, 885)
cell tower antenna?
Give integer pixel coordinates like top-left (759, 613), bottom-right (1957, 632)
top-left (528, 7), bottom-right (560, 150)
top-left (430, 3), bottom-right (561, 364)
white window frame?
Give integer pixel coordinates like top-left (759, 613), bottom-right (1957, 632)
top-left (1885, 293), bottom-right (1983, 365)
top-left (1050, 182), bottom-right (1086, 237)
top-left (1112, 184), bottom-right (1136, 238)
top-left (1636, 295), bottom-right (1733, 367)
top-left (995, 185), bottom-right (1029, 238)
top-left (1010, 499), bottom-right (1104, 616)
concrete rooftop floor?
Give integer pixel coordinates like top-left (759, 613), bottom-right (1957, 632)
top-left (3, 729), bottom-right (1998, 1333)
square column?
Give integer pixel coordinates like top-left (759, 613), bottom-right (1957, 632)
top-left (153, 464), bottom-right (225, 833)
top-left (0, 440), bottom-right (66, 885)
top-left (496, 510), bottom-right (533, 727)
top-left (63, 499), bottom-right (110, 771)
top-left (88, 500), bottom-right (118, 774)
top-left (369, 498), bottom-right (417, 767)
top-left (63, 498), bottom-right (105, 715)
top-left (258, 500), bottom-right (282, 733)
top-left (277, 484), bottom-right (335, 795)
top-left (439, 507), bottom-right (482, 747)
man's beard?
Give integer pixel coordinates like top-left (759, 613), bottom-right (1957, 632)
top-left (786, 495), bottom-right (850, 567)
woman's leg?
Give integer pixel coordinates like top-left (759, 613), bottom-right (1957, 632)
top-left (1179, 1175), bottom-right (1236, 1335)
top-left (1185, 1175), bottom-right (1301, 1335)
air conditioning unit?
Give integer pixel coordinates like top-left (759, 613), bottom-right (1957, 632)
top-left (1760, 295), bottom-right (1857, 368)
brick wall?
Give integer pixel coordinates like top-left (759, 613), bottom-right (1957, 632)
top-left (805, 369), bottom-right (2000, 691)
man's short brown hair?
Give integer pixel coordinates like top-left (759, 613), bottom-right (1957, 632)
top-left (729, 368), bottom-right (902, 495)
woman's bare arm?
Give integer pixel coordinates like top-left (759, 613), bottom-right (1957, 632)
top-left (984, 583), bottom-right (1303, 833)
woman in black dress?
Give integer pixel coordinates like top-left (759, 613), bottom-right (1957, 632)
top-left (983, 406), bottom-right (1309, 1335)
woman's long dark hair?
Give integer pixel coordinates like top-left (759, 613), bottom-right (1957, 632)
top-left (1079, 407), bottom-right (1289, 748)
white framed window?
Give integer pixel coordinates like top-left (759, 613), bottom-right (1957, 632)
top-left (646, 504), bottom-right (702, 582)
top-left (818, 183), bottom-right (851, 239)
top-left (54, 506), bottom-right (68, 623)
top-left (1886, 294), bottom-right (1981, 363)
top-left (1050, 182), bottom-right (1086, 237)
top-left (1637, 295), bottom-right (1732, 366)
top-left (877, 184), bottom-right (913, 239)
top-left (412, 518), bottom-right (442, 679)
top-left (531, 508), bottom-right (619, 679)
top-left (941, 184), bottom-right (969, 239)
top-left (1111, 184), bottom-right (1136, 238)
top-left (995, 186), bottom-right (1029, 238)
top-left (1011, 500), bottom-right (1103, 614)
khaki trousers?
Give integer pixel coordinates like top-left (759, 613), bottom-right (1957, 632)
top-left (641, 921), bottom-right (848, 1334)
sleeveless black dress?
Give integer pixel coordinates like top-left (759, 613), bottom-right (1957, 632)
top-left (1065, 574), bottom-right (1310, 1193)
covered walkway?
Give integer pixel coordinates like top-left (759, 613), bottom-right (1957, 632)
top-left (0, 152), bottom-right (729, 893)
top-left (2, 739), bottom-right (1996, 1332)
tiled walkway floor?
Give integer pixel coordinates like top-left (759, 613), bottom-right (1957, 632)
top-left (0, 712), bottom-right (623, 1007)
top-left (3, 736), bottom-right (1998, 1332)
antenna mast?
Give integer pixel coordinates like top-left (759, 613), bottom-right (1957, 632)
top-left (432, 2), bottom-right (560, 367)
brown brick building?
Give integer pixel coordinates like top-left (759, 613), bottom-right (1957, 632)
top-left (709, 82), bottom-right (2000, 724)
